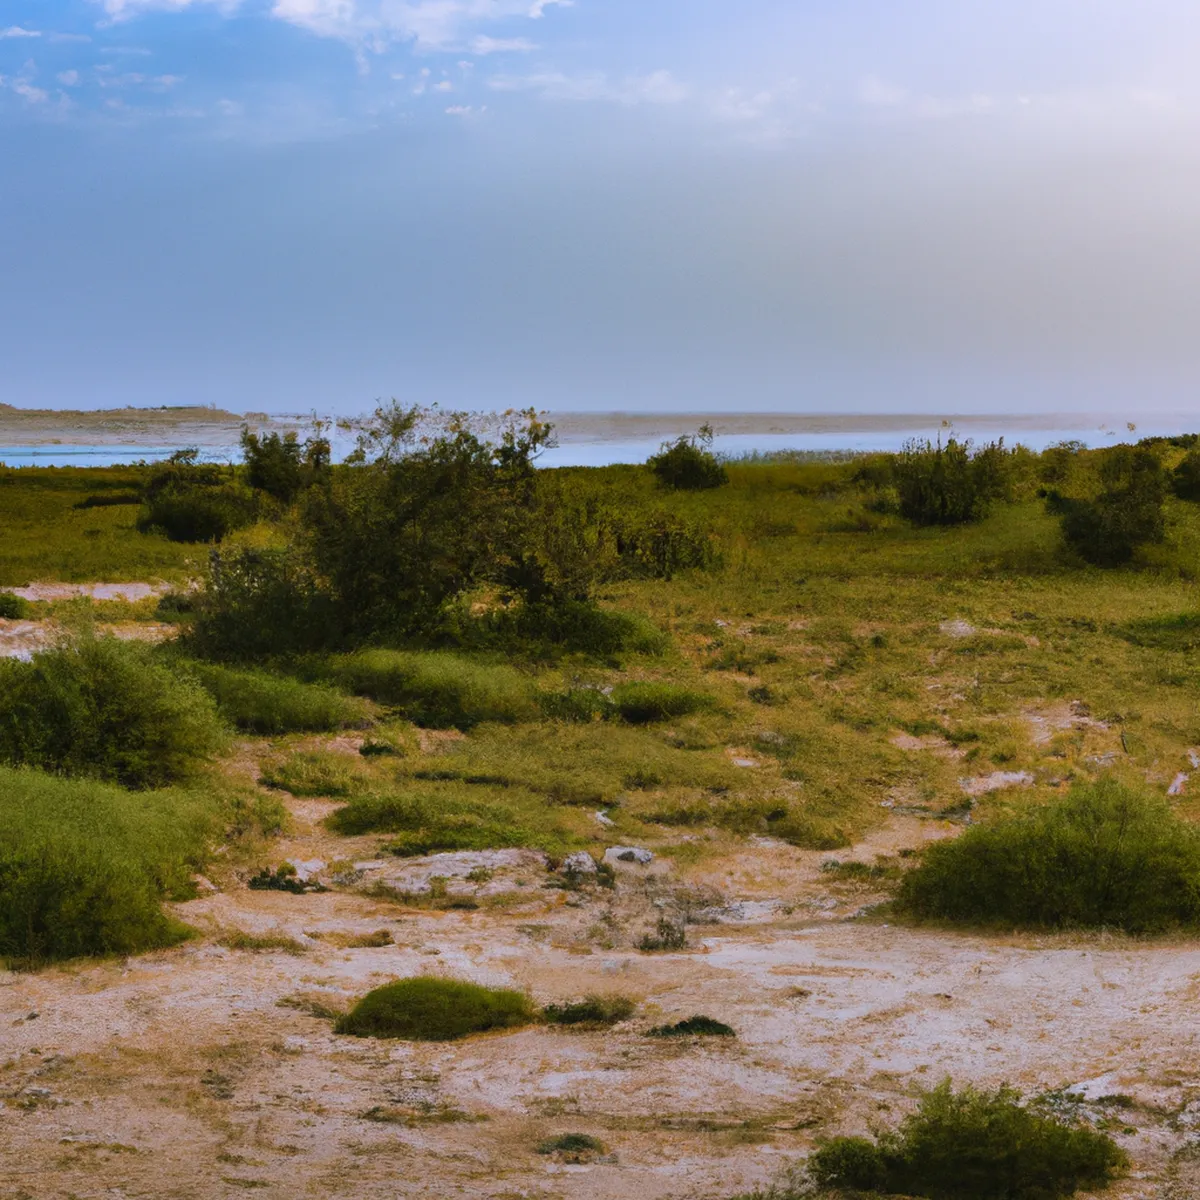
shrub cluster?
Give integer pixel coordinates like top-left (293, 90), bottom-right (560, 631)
top-left (335, 977), bottom-right (535, 1040)
top-left (0, 637), bottom-right (225, 789)
top-left (810, 1081), bottom-right (1127, 1200)
top-left (894, 437), bottom-right (1011, 526)
top-left (0, 590), bottom-right (28, 619)
top-left (136, 450), bottom-right (257, 544)
top-left (240, 424), bottom-right (330, 503)
top-left (647, 425), bottom-right (728, 491)
top-left (898, 779), bottom-right (1200, 932)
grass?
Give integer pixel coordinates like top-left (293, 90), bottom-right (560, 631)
top-left (0, 766), bottom-right (219, 966)
top-left (334, 977), bottom-right (536, 1040)
top-left (217, 929), bottom-right (307, 954)
top-left (542, 995), bottom-right (636, 1027)
top-left (258, 750), bottom-right (368, 797)
top-left (646, 1016), bottom-right (735, 1038)
top-left (809, 1080), bottom-right (1127, 1199)
top-left (329, 650), bottom-right (538, 729)
top-left (609, 681), bottom-right (716, 724)
top-left (178, 660), bottom-right (373, 734)
top-left (536, 1133), bottom-right (607, 1159)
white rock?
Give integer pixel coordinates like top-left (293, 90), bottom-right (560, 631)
top-left (286, 858), bottom-right (326, 883)
top-left (604, 846), bottom-right (653, 866)
top-left (561, 852), bottom-right (598, 875)
top-left (594, 810), bottom-right (615, 828)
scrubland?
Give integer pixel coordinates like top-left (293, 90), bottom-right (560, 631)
top-left (4, 425), bottom-right (1200, 1198)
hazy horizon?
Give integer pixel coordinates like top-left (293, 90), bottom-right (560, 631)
top-left (5, 2), bottom-right (1200, 418)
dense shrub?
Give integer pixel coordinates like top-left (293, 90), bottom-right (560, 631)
top-left (0, 637), bottom-right (225, 789)
top-left (330, 650), bottom-right (537, 729)
top-left (334, 977), bottom-right (535, 1040)
top-left (138, 483), bottom-right (258, 543)
top-left (898, 779), bottom-right (1200, 932)
top-left (240, 425), bottom-right (330, 503)
top-left (647, 1015), bottom-right (735, 1038)
top-left (543, 995), bottom-right (636, 1027)
top-left (0, 768), bottom-right (215, 966)
top-left (1173, 448), bottom-right (1200, 501)
top-left (609, 510), bottom-right (720, 580)
top-left (610, 681), bottom-right (715, 724)
top-left (895, 437), bottom-right (1011, 526)
top-left (0, 590), bottom-right (28, 619)
top-left (180, 660), bottom-right (371, 734)
top-left (810, 1081), bottom-right (1127, 1199)
top-left (1054, 445), bottom-right (1166, 566)
top-left (647, 425), bottom-right (728, 490)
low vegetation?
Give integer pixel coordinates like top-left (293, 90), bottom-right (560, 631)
top-left (809, 1081), bottom-right (1127, 1199)
top-left (648, 424), bottom-right (728, 491)
top-left (258, 750), bottom-right (368, 797)
top-left (647, 1016), bottom-right (735, 1038)
top-left (0, 590), bottom-right (28, 618)
top-left (542, 995), bottom-right (636, 1027)
top-left (898, 779), bottom-right (1200, 933)
top-left (334, 977), bottom-right (535, 1041)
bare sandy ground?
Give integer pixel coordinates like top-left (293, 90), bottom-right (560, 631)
top-left (4, 800), bottom-right (1199, 1200)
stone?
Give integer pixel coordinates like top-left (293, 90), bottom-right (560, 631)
top-left (561, 852), bottom-right (598, 875)
top-left (604, 846), bottom-right (653, 866)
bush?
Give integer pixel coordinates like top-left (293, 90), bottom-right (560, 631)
top-left (610, 681), bottom-right (715, 724)
top-left (647, 425), bottom-right (728, 490)
top-left (240, 425), bottom-right (330, 503)
top-left (810, 1081), bottom-right (1127, 1199)
top-left (330, 650), bottom-right (537, 730)
top-left (542, 995), bottom-right (636, 1027)
top-left (259, 750), bottom-right (367, 797)
top-left (0, 768), bottom-right (215, 966)
top-left (1055, 445), bottom-right (1166, 566)
top-left (1173, 447), bottom-right (1200, 501)
top-left (898, 779), bottom-right (1200, 932)
top-left (0, 590), bottom-right (28, 619)
top-left (536, 1133), bottom-right (606, 1158)
top-left (0, 636), bottom-right (225, 789)
top-left (895, 437), bottom-right (1011, 526)
top-left (647, 1015), bottom-right (735, 1038)
top-left (334, 977), bottom-right (535, 1040)
top-left (609, 510), bottom-right (720, 580)
top-left (180, 660), bottom-right (371, 734)
top-left (138, 483), bottom-right (258, 543)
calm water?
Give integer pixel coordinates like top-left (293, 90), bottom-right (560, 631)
top-left (1, 417), bottom-right (1196, 469)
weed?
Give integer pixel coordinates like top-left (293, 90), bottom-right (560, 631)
top-left (334, 977), bottom-right (535, 1041)
top-left (647, 1016), bottom-right (735, 1038)
top-left (258, 751), bottom-right (367, 798)
top-left (0, 591), bottom-right (29, 618)
top-left (638, 918), bottom-right (688, 952)
top-left (536, 1133), bottom-right (607, 1160)
top-left (542, 995), bottom-right (636, 1027)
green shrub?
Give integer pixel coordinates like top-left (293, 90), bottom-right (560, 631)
top-left (536, 1133), bottom-right (607, 1158)
top-left (542, 995), bottom-right (636, 1027)
top-left (646, 1015), bottom-right (735, 1038)
top-left (1173, 447), bottom-right (1200, 501)
top-left (647, 425), bottom-right (728, 491)
top-left (334, 977), bottom-right (535, 1040)
top-left (609, 510), bottom-right (720, 579)
top-left (180, 660), bottom-right (371, 734)
top-left (259, 750), bottom-right (367, 797)
top-left (240, 425), bottom-right (330, 503)
top-left (895, 437), bottom-right (1011, 526)
top-left (610, 681), bottom-right (715, 724)
top-left (330, 650), bottom-right (537, 729)
top-left (138, 484), bottom-right (258, 543)
top-left (0, 637), bottom-right (225, 789)
top-left (0, 590), bottom-right (28, 619)
top-left (0, 767), bottom-right (216, 966)
top-left (539, 687), bottom-right (615, 723)
top-left (898, 778), bottom-right (1200, 932)
top-left (810, 1081), bottom-right (1127, 1199)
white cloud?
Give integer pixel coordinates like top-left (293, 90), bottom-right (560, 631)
top-left (445, 103), bottom-right (484, 116)
top-left (57, 69), bottom-right (81, 86)
top-left (98, 0), bottom-right (241, 18)
top-left (433, 79), bottom-right (453, 92)
top-left (0, 25), bottom-right (41, 38)
top-left (11, 79), bottom-right (48, 103)
top-left (488, 68), bottom-right (688, 106)
top-left (470, 35), bottom-right (537, 55)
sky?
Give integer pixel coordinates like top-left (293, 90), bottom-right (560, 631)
top-left (3, 2), bottom-right (1200, 416)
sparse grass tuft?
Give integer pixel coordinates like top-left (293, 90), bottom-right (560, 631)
top-left (258, 750), bottom-right (368, 797)
top-left (542, 995), bottom-right (636, 1027)
top-left (218, 929), bottom-right (307, 954)
top-left (334, 977), bottom-right (535, 1041)
top-left (647, 1016), bottom-right (735, 1038)
top-left (610, 682), bottom-right (716, 724)
top-left (536, 1133), bottom-right (607, 1159)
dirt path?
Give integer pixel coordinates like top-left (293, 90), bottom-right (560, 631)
top-left (3, 803), bottom-right (1198, 1200)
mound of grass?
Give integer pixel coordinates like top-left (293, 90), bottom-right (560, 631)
top-left (0, 636), bottom-right (225, 789)
top-left (334, 977), bottom-right (535, 1041)
top-left (609, 681), bottom-right (716, 725)
top-left (179, 661), bottom-right (371, 735)
top-left (810, 1081), bottom-right (1127, 1199)
top-left (330, 650), bottom-right (538, 730)
top-left (536, 1133), bottom-right (607, 1158)
top-left (646, 1015), bottom-right (735, 1038)
top-left (542, 995), bottom-right (636, 1027)
top-left (0, 590), bottom-right (29, 619)
top-left (258, 750), bottom-right (367, 798)
top-left (0, 767), bottom-right (217, 966)
top-left (898, 778), bottom-right (1200, 932)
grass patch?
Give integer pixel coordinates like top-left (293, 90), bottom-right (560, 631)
top-left (258, 750), bottom-right (368, 797)
top-left (647, 1015), bottom-right (735, 1038)
top-left (334, 977), bottom-right (535, 1041)
top-left (536, 1133), bottom-right (607, 1160)
top-left (542, 995), bottom-right (636, 1027)
top-left (0, 590), bottom-right (29, 618)
top-left (0, 767), bottom-right (219, 966)
top-left (898, 778), bottom-right (1200, 932)
top-left (179, 660), bottom-right (372, 734)
top-left (218, 929), bottom-right (307, 954)
top-left (810, 1080), bottom-right (1127, 1199)
top-left (329, 650), bottom-right (538, 730)
top-left (609, 681), bottom-right (716, 724)
top-left (0, 636), bottom-right (225, 789)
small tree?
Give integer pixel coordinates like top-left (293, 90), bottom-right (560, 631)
top-left (647, 424), bottom-right (728, 490)
top-left (894, 436), bottom-right (1010, 526)
top-left (1172, 447), bottom-right (1200, 501)
top-left (240, 424), bottom-right (331, 503)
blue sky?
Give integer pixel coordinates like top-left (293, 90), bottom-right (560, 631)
top-left (4, 2), bottom-right (1200, 415)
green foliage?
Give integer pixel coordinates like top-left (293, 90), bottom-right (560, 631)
top-left (240, 425), bottom-right (330, 503)
top-left (810, 1081), bottom-right (1127, 1199)
top-left (179, 660), bottom-right (371, 734)
top-left (330, 650), bottom-right (537, 729)
top-left (898, 779), bottom-right (1200, 932)
top-left (1054, 445), bottom-right (1166, 566)
top-left (0, 590), bottom-right (28, 618)
top-left (0, 767), bottom-right (217, 966)
top-left (1172, 447), bottom-right (1200, 501)
top-left (638, 917), bottom-right (689, 951)
top-left (247, 865), bottom-right (327, 894)
top-left (258, 750), bottom-right (367, 797)
top-left (609, 509), bottom-right (720, 579)
top-left (895, 437), bottom-right (1011, 526)
top-left (334, 977), bottom-right (535, 1041)
top-left (542, 995), bottom-right (636, 1027)
top-left (610, 681), bottom-right (715, 724)
top-left (137, 453), bottom-right (258, 543)
top-left (0, 636), bottom-right (225, 789)
top-left (647, 424), bottom-right (729, 491)
top-left (646, 1015), bottom-right (735, 1037)
top-left (536, 1133), bottom-right (607, 1157)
